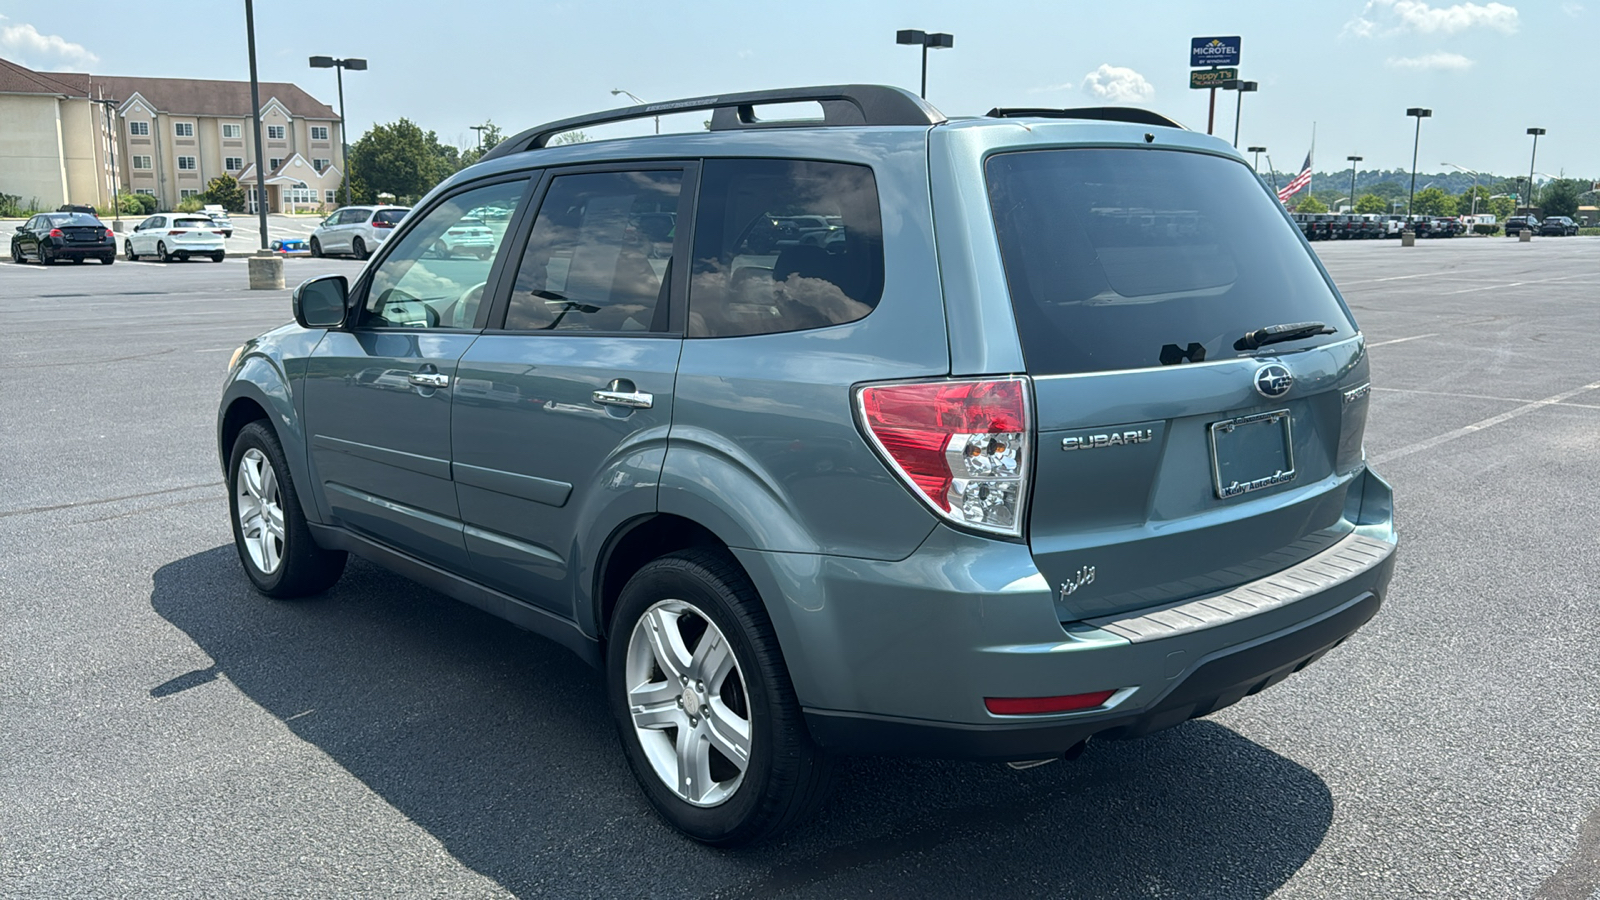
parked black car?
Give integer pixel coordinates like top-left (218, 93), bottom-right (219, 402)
top-left (1504, 215), bottom-right (1540, 236)
top-left (10, 212), bottom-right (116, 264)
top-left (1539, 216), bottom-right (1578, 236)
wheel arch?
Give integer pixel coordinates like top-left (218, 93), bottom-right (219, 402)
top-left (593, 514), bottom-right (728, 644)
top-left (219, 364), bottom-right (327, 525)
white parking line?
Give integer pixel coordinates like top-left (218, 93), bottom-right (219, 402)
top-left (1367, 333), bottom-right (1439, 348)
top-left (1372, 380), bottom-right (1600, 465)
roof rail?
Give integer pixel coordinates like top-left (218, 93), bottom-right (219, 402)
top-left (481, 85), bottom-right (946, 162)
top-left (984, 107), bottom-right (1187, 130)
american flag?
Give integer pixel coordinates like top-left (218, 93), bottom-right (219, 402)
top-left (1277, 152), bottom-right (1313, 203)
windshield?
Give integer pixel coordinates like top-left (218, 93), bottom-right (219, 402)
top-left (986, 148), bottom-right (1353, 375)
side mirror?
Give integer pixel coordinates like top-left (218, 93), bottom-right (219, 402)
top-left (14, 225), bottom-right (23, 232)
top-left (293, 275), bottom-right (350, 329)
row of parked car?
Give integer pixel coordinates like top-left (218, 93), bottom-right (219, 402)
top-left (1504, 215), bottom-right (1581, 237)
top-left (1289, 213), bottom-right (1476, 240)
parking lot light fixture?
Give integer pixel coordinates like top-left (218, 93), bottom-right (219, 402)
top-left (1442, 162), bottom-right (1479, 215)
top-left (1526, 128), bottom-right (1546, 212)
top-left (611, 89), bottom-right (657, 134)
top-left (1247, 145), bottom-right (1267, 173)
top-left (1405, 107), bottom-right (1431, 215)
top-left (1229, 80), bottom-right (1257, 148)
top-left (310, 55), bottom-right (367, 208)
top-left (1347, 155), bottom-right (1362, 212)
top-left (896, 29), bottom-right (954, 99)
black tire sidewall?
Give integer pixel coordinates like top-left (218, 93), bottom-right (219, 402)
top-left (607, 556), bottom-right (789, 844)
top-left (225, 421), bottom-right (344, 597)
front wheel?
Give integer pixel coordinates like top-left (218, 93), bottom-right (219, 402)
top-left (309, 237), bottom-right (323, 258)
top-left (125, 240), bottom-right (139, 261)
top-left (607, 550), bottom-right (832, 847)
top-left (227, 421), bottom-right (347, 598)
top-left (157, 240), bottom-right (170, 262)
top-left (11, 243), bottom-right (23, 264)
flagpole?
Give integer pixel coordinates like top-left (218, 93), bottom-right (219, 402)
top-left (1309, 122), bottom-right (1316, 202)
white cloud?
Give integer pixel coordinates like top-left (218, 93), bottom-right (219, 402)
top-left (1349, 0), bottom-right (1519, 35)
top-left (1027, 82), bottom-right (1077, 95)
top-left (1562, 2), bottom-right (1584, 16)
top-left (1080, 64), bottom-right (1153, 103)
top-left (0, 19), bottom-right (98, 66)
top-left (1386, 51), bottom-right (1476, 69)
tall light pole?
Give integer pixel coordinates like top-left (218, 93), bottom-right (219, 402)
top-left (1442, 162), bottom-right (1479, 215)
top-left (1248, 145), bottom-right (1267, 172)
top-left (310, 55), bottom-right (367, 208)
top-left (1228, 80), bottom-right (1257, 149)
top-left (1525, 127), bottom-right (1545, 212)
top-left (247, 0), bottom-right (270, 249)
top-left (470, 124), bottom-right (488, 152)
top-left (1347, 155), bottom-right (1362, 212)
top-left (1405, 107), bottom-right (1431, 216)
top-left (610, 89), bottom-right (656, 134)
top-left (896, 29), bottom-right (954, 99)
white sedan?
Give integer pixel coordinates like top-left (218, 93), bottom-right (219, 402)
top-left (124, 213), bottom-right (226, 262)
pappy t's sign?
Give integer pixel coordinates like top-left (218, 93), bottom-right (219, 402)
top-left (1190, 36), bottom-right (1242, 67)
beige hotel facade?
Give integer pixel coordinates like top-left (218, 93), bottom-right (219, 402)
top-left (1, 56), bottom-right (346, 213)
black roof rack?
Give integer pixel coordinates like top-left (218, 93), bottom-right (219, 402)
top-left (481, 85), bottom-right (946, 162)
top-left (984, 107), bottom-right (1187, 130)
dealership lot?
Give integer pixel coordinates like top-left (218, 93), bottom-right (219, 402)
top-left (2, 239), bottom-right (1598, 898)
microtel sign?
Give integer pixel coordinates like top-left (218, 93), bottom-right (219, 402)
top-left (1190, 36), bottom-right (1241, 67)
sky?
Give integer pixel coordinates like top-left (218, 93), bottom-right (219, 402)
top-left (1, 1), bottom-right (1591, 182)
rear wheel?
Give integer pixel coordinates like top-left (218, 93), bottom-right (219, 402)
top-left (227, 421), bottom-right (347, 598)
top-left (352, 236), bottom-right (368, 260)
top-left (607, 550), bottom-right (832, 847)
top-left (71, 257), bottom-right (84, 264)
top-left (101, 254), bottom-right (115, 265)
top-left (212, 252), bottom-right (225, 263)
top-left (40, 245), bottom-right (54, 265)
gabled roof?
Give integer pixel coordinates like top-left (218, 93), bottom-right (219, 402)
top-left (0, 56), bottom-right (336, 119)
top-left (238, 155), bottom-right (343, 185)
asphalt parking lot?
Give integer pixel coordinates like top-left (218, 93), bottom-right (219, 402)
top-left (3, 238), bottom-right (1598, 899)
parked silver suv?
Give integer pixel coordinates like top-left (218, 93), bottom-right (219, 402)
top-left (218, 86), bottom-right (1396, 846)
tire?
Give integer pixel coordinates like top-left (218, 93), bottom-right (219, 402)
top-left (40, 245), bottom-right (54, 265)
top-left (10, 243), bottom-right (23, 264)
top-left (607, 549), bottom-right (832, 847)
top-left (157, 240), bottom-right (170, 262)
top-left (125, 240), bottom-right (138, 261)
top-left (227, 421), bottom-right (347, 598)
top-left (102, 255), bottom-right (115, 265)
top-left (71, 257), bottom-right (84, 264)
top-left (212, 252), bottom-right (226, 263)
top-left (352, 237), bottom-right (368, 260)
top-left (310, 237), bottom-right (322, 258)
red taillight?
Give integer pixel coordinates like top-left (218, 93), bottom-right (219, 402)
top-left (49, 228), bottom-right (63, 237)
top-left (168, 230), bottom-right (185, 235)
top-left (984, 691), bottom-right (1116, 716)
top-left (856, 377), bottom-right (1030, 536)
top-left (373, 220), bottom-right (394, 228)
top-left (104, 228), bottom-right (115, 239)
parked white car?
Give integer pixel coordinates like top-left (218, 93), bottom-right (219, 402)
top-left (432, 216), bottom-right (497, 259)
top-left (309, 205), bottom-right (409, 260)
top-left (124, 213), bottom-right (226, 262)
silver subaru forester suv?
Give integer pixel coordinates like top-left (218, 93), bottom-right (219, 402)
top-left (218, 85), bottom-right (1396, 846)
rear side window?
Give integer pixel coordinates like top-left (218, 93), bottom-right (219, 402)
top-left (688, 158), bottom-right (883, 338)
top-left (986, 149), bottom-right (1353, 375)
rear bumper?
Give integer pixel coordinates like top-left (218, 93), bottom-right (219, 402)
top-left (51, 242), bottom-right (115, 257)
top-left (738, 468), bottom-right (1397, 762)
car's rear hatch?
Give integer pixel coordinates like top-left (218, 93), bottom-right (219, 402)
top-left (982, 145), bottom-right (1372, 622)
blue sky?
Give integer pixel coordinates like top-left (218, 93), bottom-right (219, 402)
top-left (2, 1), bottom-right (1590, 180)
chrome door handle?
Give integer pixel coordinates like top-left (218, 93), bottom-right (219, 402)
top-left (408, 372), bottom-right (450, 388)
top-left (592, 389), bottom-right (653, 409)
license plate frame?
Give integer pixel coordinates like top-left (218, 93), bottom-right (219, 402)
top-left (1209, 409), bottom-right (1295, 499)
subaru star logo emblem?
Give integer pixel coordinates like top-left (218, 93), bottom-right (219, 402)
top-left (1254, 364), bottom-right (1293, 398)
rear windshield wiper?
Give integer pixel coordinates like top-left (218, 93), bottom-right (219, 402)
top-left (1234, 321), bottom-right (1335, 351)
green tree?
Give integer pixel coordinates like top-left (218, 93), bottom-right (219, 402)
top-left (1456, 185), bottom-right (1492, 217)
top-left (348, 118), bottom-right (459, 204)
top-left (480, 120), bottom-right (504, 151)
top-left (1354, 194), bottom-right (1388, 214)
top-left (200, 174), bottom-right (246, 213)
top-left (335, 169), bottom-right (373, 207)
top-left (1486, 196), bottom-right (1515, 221)
top-left (1411, 186), bottom-right (1456, 216)
top-left (1539, 179), bottom-right (1583, 218)
top-left (552, 130), bottom-right (589, 146)
top-left (1295, 194), bottom-right (1328, 213)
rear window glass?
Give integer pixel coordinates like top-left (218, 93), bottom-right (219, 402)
top-left (48, 213), bottom-right (102, 227)
top-left (374, 209), bottom-right (408, 225)
top-left (986, 149), bottom-right (1353, 375)
top-left (173, 217), bottom-right (214, 228)
top-left (688, 158), bottom-right (883, 338)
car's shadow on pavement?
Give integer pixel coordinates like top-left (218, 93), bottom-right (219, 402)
top-left (153, 548), bottom-right (1334, 899)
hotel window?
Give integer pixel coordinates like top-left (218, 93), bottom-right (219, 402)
top-left (267, 125), bottom-right (285, 140)
top-left (223, 124), bottom-right (242, 138)
top-left (313, 158), bottom-right (330, 173)
top-left (137, 189), bottom-right (155, 196)
top-left (325, 190), bottom-right (336, 203)
top-left (129, 121), bottom-right (149, 136)
top-left (177, 156), bottom-right (197, 170)
top-left (132, 156), bottom-right (152, 170)
top-left (225, 157), bottom-right (243, 170)
top-left (269, 158), bottom-right (283, 170)
top-left (311, 126), bottom-right (329, 141)
top-left (180, 189), bottom-right (199, 199)
top-left (174, 122), bottom-right (194, 137)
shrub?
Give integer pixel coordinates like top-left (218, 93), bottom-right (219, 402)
top-left (130, 193), bottom-right (159, 215)
top-left (176, 196), bottom-right (206, 213)
top-left (1472, 224), bottom-right (1500, 236)
top-left (117, 193), bottom-right (146, 216)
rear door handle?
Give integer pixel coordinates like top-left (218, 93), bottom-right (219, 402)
top-left (592, 389), bottom-right (653, 409)
top-left (408, 372), bottom-right (450, 388)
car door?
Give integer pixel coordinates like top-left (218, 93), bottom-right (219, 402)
top-left (18, 216), bottom-right (39, 258)
top-left (451, 165), bottom-right (692, 615)
top-left (132, 216), bottom-right (159, 255)
top-left (315, 211), bottom-right (340, 251)
top-left (301, 177), bottom-right (534, 572)
top-left (338, 208), bottom-right (367, 252)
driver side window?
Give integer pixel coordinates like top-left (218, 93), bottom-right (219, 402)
top-left (361, 180), bottom-right (529, 329)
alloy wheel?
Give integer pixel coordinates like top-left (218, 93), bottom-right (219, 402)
top-left (235, 447), bottom-right (285, 574)
top-left (624, 598), bottom-right (752, 807)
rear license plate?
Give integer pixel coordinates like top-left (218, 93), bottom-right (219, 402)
top-left (1209, 409), bottom-right (1295, 499)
